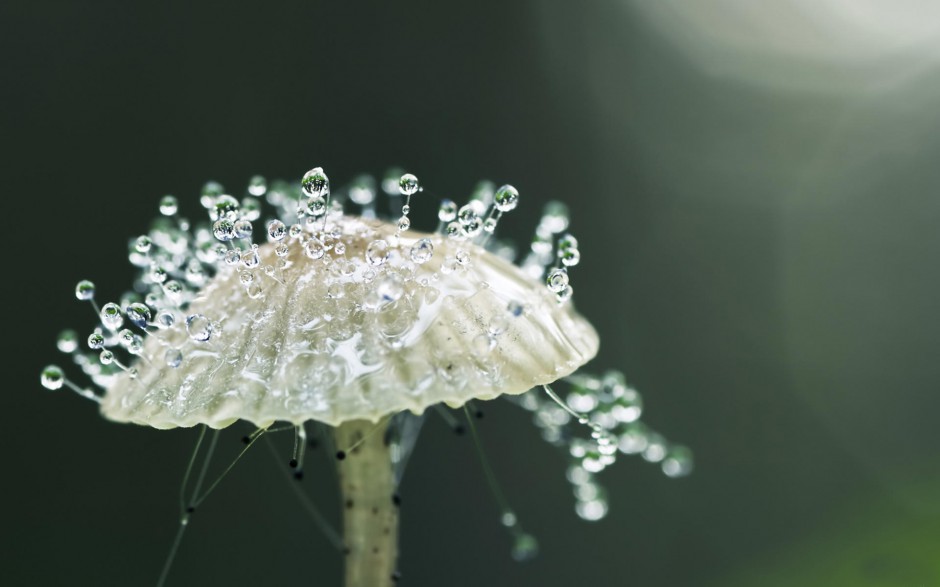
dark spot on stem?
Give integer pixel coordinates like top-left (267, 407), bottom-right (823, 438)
top-left (345, 499), bottom-right (354, 509)
top-left (336, 450), bottom-right (347, 460)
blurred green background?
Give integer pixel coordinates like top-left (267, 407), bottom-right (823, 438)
top-left (4, 1), bottom-right (939, 585)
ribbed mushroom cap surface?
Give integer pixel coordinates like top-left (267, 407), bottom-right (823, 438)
top-left (101, 218), bottom-right (599, 429)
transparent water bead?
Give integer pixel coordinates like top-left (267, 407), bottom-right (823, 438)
top-left (511, 533), bottom-right (539, 562)
top-left (494, 184), bottom-right (519, 212)
top-left (57, 329), bottom-right (78, 353)
top-left (301, 167), bottom-right (329, 197)
top-left (185, 314), bottom-right (213, 342)
top-left (546, 268), bottom-right (569, 293)
top-left (399, 173), bottom-right (419, 196)
top-left (410, 238), bottom-right (434, 264)
top-left (40, 365), bottom-right (64, 390)
top-left (159, 195), bottom-right (178, 216)
top-left (75, 280), bottom-right (95, 301)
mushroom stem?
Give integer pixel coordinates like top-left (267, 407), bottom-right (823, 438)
top-left (334, 419), bottom-right (399, 587)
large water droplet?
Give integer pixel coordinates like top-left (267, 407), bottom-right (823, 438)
top-left (87, 331), bottom-right (105, 350)
top-left (511, 533), bottom-right (539, 562)
top-left (248, 175), bottom-right (267, 196)
top-left (100, 303), bottom-right (123, 330)
top-left (399, 173), bottom-right (419, 196)
top-left (376, 273), bottom-right (404, 304)
top-left (546, 268), bottom-right (569, 293)
top-left (301, 167), bottom-right (329, 198)
top-left (541, 201), bottom-right (569, 233)
top-left (210, 194), bottom-right (240, 222)
top-left (213, 219), bottom-right (236, 242)
top-left (366, 240), bottom-right (389, 266)
top-left (349, 175), bottom-right (376, 205)
top-left (306, 195), bottom-right (327, 217)
top-left (57, 329), bottom-right (78, 353)
top-left (305, 238), bottom-right (326, 260)
top-left (438, 199), bottom-right (457, 222)
top-left (165, 348), bottom-right (183, 368)
top-left (40, 365), bottom-right (64, 390)
top-left (494, 184), bottom-right (519, 212)
top-left (661, 445), bottom-right (693, 478)
top-left (186, 314), bottom-right (213, 342)
top-left (159, 195), bottom-right (178, 216)
top-left (234, 220), bottom-right (253, 239)
top-left (410, 238), bottom-right (434, 264)
top-left (125, 303), bottom-right (152, 328)
top-left (75, 280), bottom-right (95, 301)
top-left (267, 220), bottom-right (287, 242)
top-left (135, 235), bottom-right (152, 254)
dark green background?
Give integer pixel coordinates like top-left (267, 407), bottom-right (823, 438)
top-left (4, 1), bottom-right (939, 586)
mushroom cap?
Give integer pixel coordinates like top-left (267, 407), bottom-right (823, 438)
top-left (101, 218), bottom-right (599, 429)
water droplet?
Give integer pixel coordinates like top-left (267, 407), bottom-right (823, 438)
top-left (289, 224), bottom-right (304, 239)
top-left (507, 301), bottom-right (524, 317)
top-left (100, 303), bottom-right (123, 330)
top-left (306, 195), bottom-right (327, 217)
top-left (40, 365), bottom-right (64, 390)
top-left (560, 247), bottom-right (580, 267)
top-left (494, 184), bottom-right (519, 212)
top-left (210, 194), bottom-right (240, 222)
top-left (575, 498), bottom-right (608, 521)
top-left (240, 271), bottom-right (254, 285)
top-left (125, 303), bottom-right (152, 328)
top-left (99, 350), bottom-right (114, 365)
top-left (242, 248), bottom-right (260, 268)
top-left (267, 220), bottom-right (287, 241)
top-left (376, 273), bottom-right (405, 305)
top-left (366, 240), bottom-right (389, 266)
top-left (186, 314), bottom-right (213, 342)
top-left (248, 175), bottom-right (267, 196)
top-left (511, 533), bottom-right (539, 562)
top-left (546, 268), bottom-right (569, 293)
top-left (397, 215), bottom-right (411, 231)
top-left (410, 238), bottom-right (434, 264)
top-left (75, 280), bottom-right (95, 301)
top-left (135, 235), bottom-right (152, 254)
top-left (224, 248), bottom-right (241, 266)
top-left (472, 333), bottom-right (495, 356)
top-left (163, 280), bottom-right (183, 301)
top-left (483, 218), bottom-right (497, 233)
top-left (445, 222), bottom-right (461, 238)
top-left (213, 219), bottom-right (236, 242)
top-left (155, 310), bottom-right (176, 328)
top-left (117, 328), bottom-right (135, 347)
top-left (149, 265), bottom-right (168, 284)
top-left (305, 238), bottom-right (326, 260)
top-left (349, 175), bottom-right (376, 205)
top-left (556, 285), bottom-right (573, 302)
top-left (458, 205), bottom-right (478, 226)
top-left (56, 329), bottom-right (78, 353)
top-left (165, 348), bottom-right (183, 368)
top-left (334, 241), bottom-right (346, 255)
top-left (87, 331), bottom-right (105, 350)
top-left (541, 201), bottom-right (570, 233)
top-left (301, 167), bottom-right (329, 198)
top-left (558, 233), bottom-right (578, 251)
top-left (398, 173), bottom-right (419, 196)
top-left (661, 445), bottom-right (693, 478)
top-left (275, 243), bottom-right (290, 257)
top-left (455, 249), bottom-right (470, 266)
top-left (234, 220), bottom-right (253, 239)
top-left (501, 511), bottom-right (517, 527)
top-left (159, 195), bottom-right (178, 216)
top-left (438, 199), bottom-right (457, 222)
